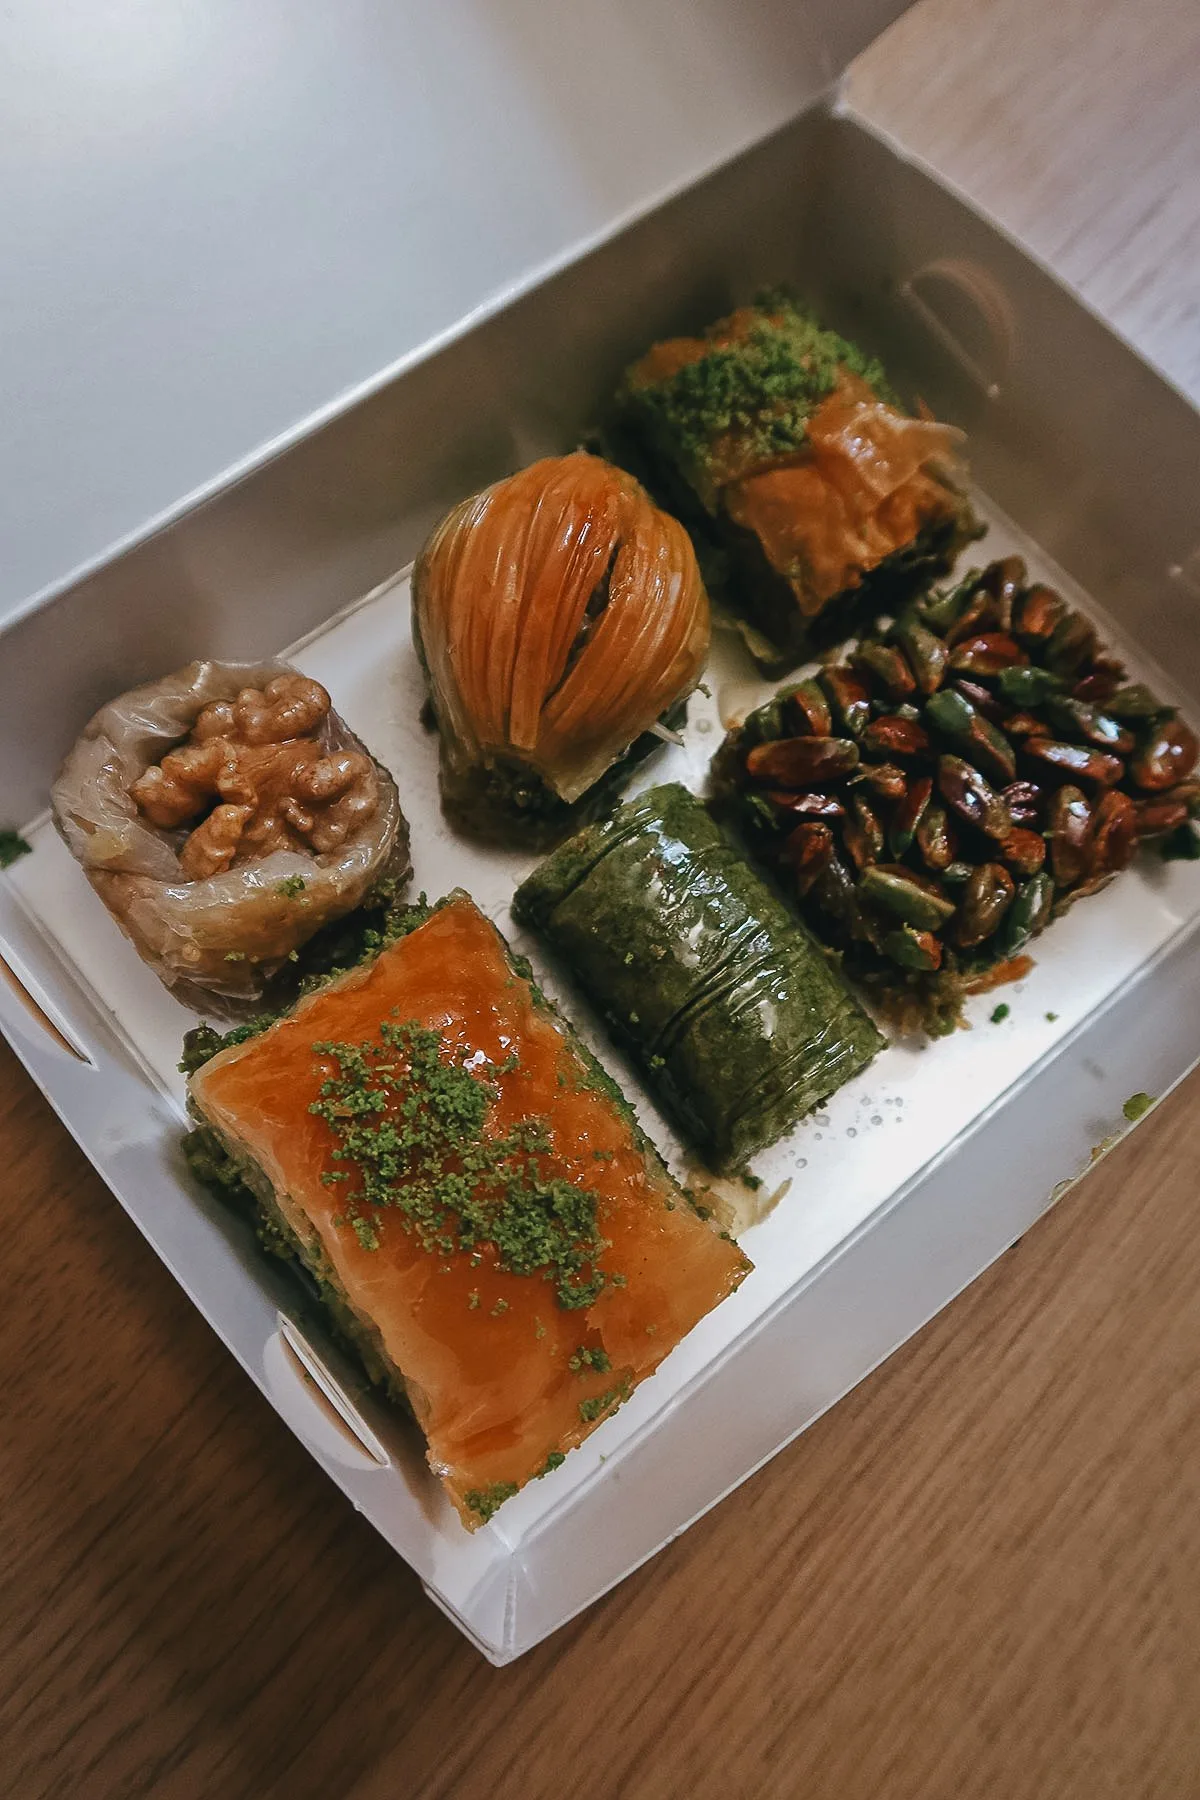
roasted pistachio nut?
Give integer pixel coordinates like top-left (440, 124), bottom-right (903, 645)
top-left (713, 556), bottom-right (1198, 1037)
top-left (888, 774), bottom-right (933, 858)
top-left (953, 862), bottom-right (1015, 948)
top-left (746, 735), bottom-right (860, 787)
top-left (891, 616), bottom-right (948, 695)
top-left (820, 666), bottom-right (872, 737)
top-left (786, 679), bottom-right (833, 737)
top-left (860, 865), bottom-right (956, 931)
top-left (853, 641), bottom-right (917, 701)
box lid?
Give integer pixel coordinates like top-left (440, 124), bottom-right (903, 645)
top-left (0, 0), bottom-right (909, 625)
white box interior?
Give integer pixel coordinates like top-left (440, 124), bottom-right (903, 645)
top-left (8, 493), bottom-right (1200, 1543)
top-left (4, 100), bottom-right (1200, 1662)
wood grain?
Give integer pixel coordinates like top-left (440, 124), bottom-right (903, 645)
top-left (4, 1035), bottom-right (1200, 1800)
top-left (5, 2), bottom-right (1200, 1793)
top-left (848, 0), bottom-right (1200, 407)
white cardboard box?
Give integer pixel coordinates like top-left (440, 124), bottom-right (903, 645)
top-left (4, 23), bottom-right (1200, 1663)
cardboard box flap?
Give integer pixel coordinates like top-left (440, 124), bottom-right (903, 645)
top-left (0, 0), bottom-right (911, 629)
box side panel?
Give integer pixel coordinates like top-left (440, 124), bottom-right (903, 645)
top-left (0, 882), bottom-right (518, 1643)
top-left (0, 0), bottom-right (913, 618)
top-left (7, 104), bottom-right (1200, 824)
top-left (803, 110), bottom-right (1200, 695)
top-left (4, 106), bottom-right (1200, 1662)
top-left (508, 927), bottom-right (1200, 1654)
top-left (0, 104), bottom-right (830, 826)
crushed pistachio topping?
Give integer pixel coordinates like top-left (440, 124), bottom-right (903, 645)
top-left (568, 1345), bottom-right (612, 1375)
top-left (626, 291), bottom-right (894, 475)
top-left (578, 1381), bottom-right (630, 1424)
top-left (464, 1481), bottom-right (519, 1523)
top-left (308, 1019), bottom-right (617, 1309)
top-left (536, 1451), bottom-right (566, 1478)
top-left (351, 1217), bottom-right (380, 1252)
top-left (276, 875), bottom-right (308, 898)
top-left (0, 829), bottom-right (32, 869)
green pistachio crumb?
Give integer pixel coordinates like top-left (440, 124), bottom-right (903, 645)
top-left (1045, 1011), bottom-right (1060, 1022)
top-left (0, 829), bottom-right (32, 869)
top-left (578, 1381), bottom-right (629, 1425)
top-left (464, 1481), bottom-right (519, 1523)
top-left (535, 1451), bottom-right (566, 1479)
top-left (1123, 1092), bottom-right (1155, 1122)
top-left (567, 1345), bottom-right (612, 1375)
top-left (1161, 823), bottom-right (1200, 861)
top-left (990, 1003), bottom-right (1011, 1024)
top-left (350, 1216), bottom-right (380, 1251)
top-left (224, 951), bottom-right (247, 963)
top-left (622, 291), bottom-right (893, 482)
top-left (490, 1298), bottom-right (510, 1317)
top-left (467, 1290), bottom-right (480, 1309)
top-left (276, 875), bottom-right (307, 898)
top-left (307, 1019), bottom-right (617, 1309)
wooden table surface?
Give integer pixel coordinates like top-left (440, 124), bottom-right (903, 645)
top-left (5, 1), bottom-right (1200, 1794)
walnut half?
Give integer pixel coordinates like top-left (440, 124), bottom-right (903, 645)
top-left (130, 674), bottom-right (380, 879)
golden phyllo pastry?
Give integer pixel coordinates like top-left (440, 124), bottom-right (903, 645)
top-left (413, 452), bottom-right (710, 845)
top-left (614, 291), bottom-right (977, 670)
top-left (187, 893), bottom-right (750, 1528)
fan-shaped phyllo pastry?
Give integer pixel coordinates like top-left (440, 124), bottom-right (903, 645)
top-left (413, 452), bottom-right (710, 846)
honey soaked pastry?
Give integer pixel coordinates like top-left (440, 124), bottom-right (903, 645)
top-left (186, 893), bottom-right (750, 1527)
top-left (52, 660), bottom-right (409, 1012)
top-left (613, 290), bottom-right (978, 671)
top-left (413, 452), bottom-right (710, 846)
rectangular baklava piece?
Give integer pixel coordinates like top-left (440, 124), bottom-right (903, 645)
top-left (613, 290), bottom-right (978, 669)
top-left (187, 892), bottom-right (750, 1528)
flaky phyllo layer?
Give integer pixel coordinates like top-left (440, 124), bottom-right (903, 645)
top-left (189, 893), bottom-right (749, 1528)
top-left (615, 293), bottom-right (977, 667)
